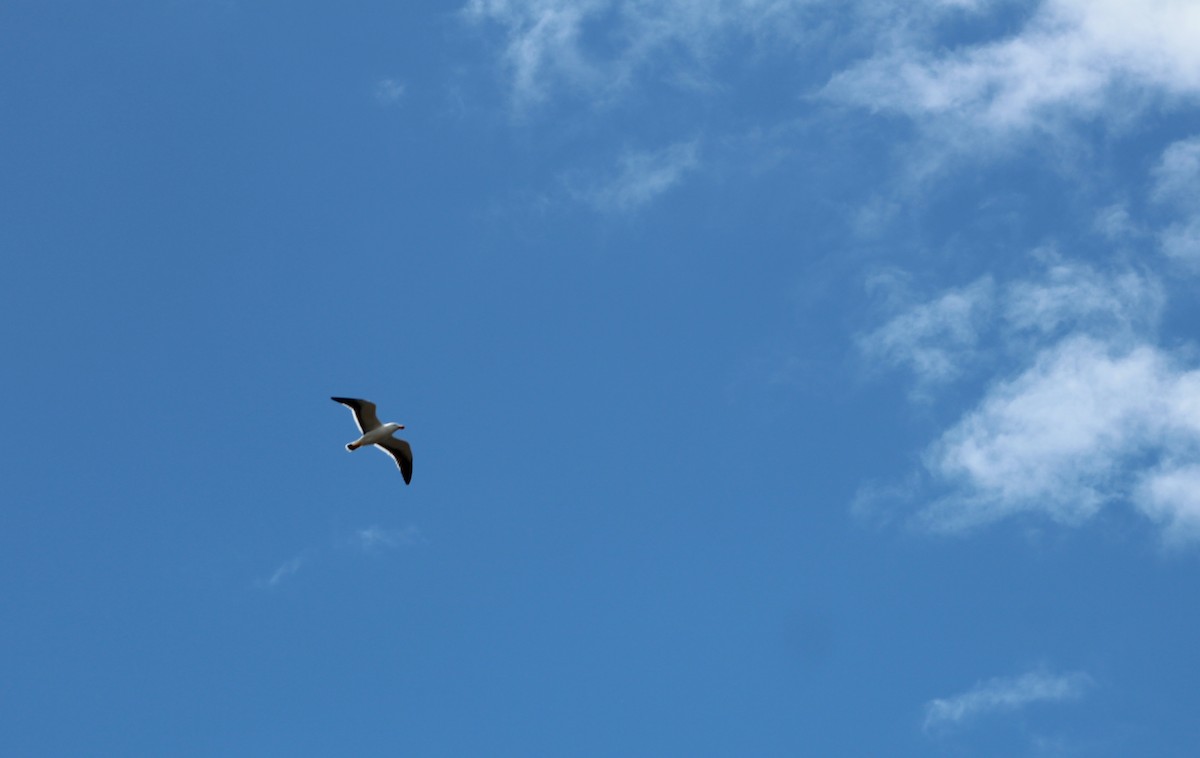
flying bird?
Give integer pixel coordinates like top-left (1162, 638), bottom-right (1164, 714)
top-left (331, 397), bottom-right (413, 484)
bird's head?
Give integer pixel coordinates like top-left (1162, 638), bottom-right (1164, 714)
top-left (386, 422), bottom-right (405, 432)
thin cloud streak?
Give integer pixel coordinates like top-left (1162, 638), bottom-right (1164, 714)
top-left (256, 555), bottom-right (306, 589)
top-left (252, 526), bottom-right (422, 588)
top-left (924, 669), bottom-right (1093, 733)
top-left (570, 140), bottom-right (700, 212)
top-left (353, 524), bottom-right (425, 551)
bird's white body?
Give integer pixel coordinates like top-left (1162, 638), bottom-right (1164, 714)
top-left (348, 422), bottom-right (405, 450)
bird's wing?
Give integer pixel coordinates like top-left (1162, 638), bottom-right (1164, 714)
top-left (331, 397), bottom-right (382, 433)
top-left (376, 438), bottom-right (413, 484)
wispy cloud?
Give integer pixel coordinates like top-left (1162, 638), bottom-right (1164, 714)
top-left (255, 554), bottom-right (306, 589)
top-left (857, 255), bottom-right (1200, 541)
top-left (859, 256), bottom-right (1163, 395)
top-left (462, 0), bottom-right (605, 109)
top-left (1002, 256), bottom-right (1163, 344)
top-left (567, 140), bottom-right (700, 212)
top-left (462, 0), bottom-right (823, 111)
top-left (351, 524), bottom-right (425, 551)
top-left (1152, 136), bottom-right (1200, 269)
top-left (859, 274), bottom-right (996, 392)
top-left (462, 0), bottom-right (1200, 212)
top-left (827, 0), bottom-right (1200, 141)
top-left (1159, 218), bottom-right (1200, 268)
top-left (1135, 464), bottom-right (1200, 546)
top-left (374, 78), bottom-right (406, 105)
top-left (1152, 136), bottom-right (1200, 206)
top-left (921, 336), bottom-right (1200, 533)
top-left (1093, 204), bottom-right (1139, 241)
top-left (252, 525), bottom-right (423, 588)
top-left (465, 0), bottom-right (1043, 116)
top-left (851, 472), bottom-right (923, 528)
top-left (924, 669), bottom-right (1093, 733)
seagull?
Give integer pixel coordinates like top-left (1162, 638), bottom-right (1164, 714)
top-left (331, 397), bottom-right (413, 484)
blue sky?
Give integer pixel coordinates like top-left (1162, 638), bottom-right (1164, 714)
top-left (4, 0), bottom-right (1200, 755)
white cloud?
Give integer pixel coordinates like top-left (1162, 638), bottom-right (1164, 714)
top-left (1092, 204), bottom-right (1138, 241)
top-left (851, 473), bottom-right (923, 527)
top-left (923, 338), bottom-right (1161, 529)
top-left (463, 0), bottom-right (604, 108)
top-left (251, 527), bottom-right (421, 589)
top-left (921, 336), bottom-right (1200, 535)
top-left (859, 257), bottom-right (1162, 393)
top-left (859, 275), bottom-right (995, 390)
top-left (924, 669), bottom-right (1092, 733)
top-left (1152, 136), bottom-right (1200, 207)
top-left (374, 78), bottom-right (406, 105)
top-left (462, 0), bottom-right (1024, 113)
top-left (1002, 257), bottom-right (1163, 343)
top-left (570, 140), bottom-right (700, 211)
top-left (462, 0), bottom-right (823, 110)
top-left (256, 555), bottom-right (305, 589)
top-left (461, 0), bottom-right (1200, 207)
top-left (1159, 218), bottom-right (1200, 268)
top-left (1136, 464), bottom-right (1200, 546)
top-left (1152, 136), bottom-right (1200, 268)
top-left (858, 258), bottom-right (1200, 541)
top-left (352, 524), bottom-right (425, 551)
top-left (827, 0), bottom-right (1200, 138)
